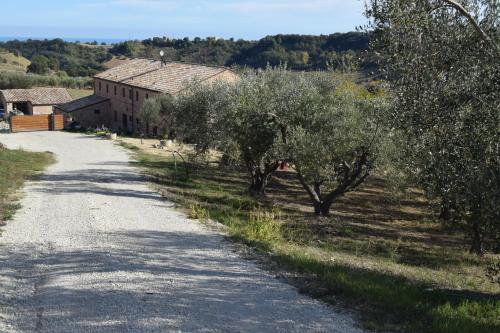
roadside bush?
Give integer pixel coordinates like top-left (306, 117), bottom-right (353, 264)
top-left (244, 206), bottom-right (283, 242)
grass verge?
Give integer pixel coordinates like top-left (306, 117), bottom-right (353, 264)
top-left (125, 142), bottom-right (499, 333)
top-left (0, 146), bottom-right (54, 222)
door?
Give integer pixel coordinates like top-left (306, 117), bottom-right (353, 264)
top-left (122, 114), bottom-right (128, 130)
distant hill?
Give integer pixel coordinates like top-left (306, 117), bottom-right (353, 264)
top-left (0, 33), bottom-right (372, 78)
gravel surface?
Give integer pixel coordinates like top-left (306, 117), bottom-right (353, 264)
top-left (0, 132), bottom-right (364, 333)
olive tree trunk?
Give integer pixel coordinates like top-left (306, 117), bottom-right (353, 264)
top-left (247, 161), bottom-right (280, 196)
top-left (469, 200), bottom-right (484, 255)
top-left (296, 152), bottom-right (371, 216)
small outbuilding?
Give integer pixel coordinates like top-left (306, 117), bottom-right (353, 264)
top-left (0, 88), bottom-right (73, 117)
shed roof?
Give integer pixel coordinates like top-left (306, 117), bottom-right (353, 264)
top-left (0, 88), bottom-right (73, 105)
top-left (94, 59), bottom-right (235, 94)
top-left (55, 95), bottom-right (109, 113)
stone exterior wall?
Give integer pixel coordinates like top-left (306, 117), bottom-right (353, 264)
top-left (31, 104), bottom-right (54, 115)
top-left (94, 78), bottom-right (160, 133)
top-left (54, 100), bottom-right (111, 129)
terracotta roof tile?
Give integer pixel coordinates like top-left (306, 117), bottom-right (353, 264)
top-left (94, 59), bottom-right (235, 94)
top-left (0, 88), bottom-right (73, 105)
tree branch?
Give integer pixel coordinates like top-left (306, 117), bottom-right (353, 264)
top-left (436, 0), bottom-right (499, 54)
top-left (296, 170), bottom-right (322, 205)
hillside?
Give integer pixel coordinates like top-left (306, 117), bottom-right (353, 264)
top-left (0, 50), bottom-right (30, 73)
top-left (0, 39), bottom-right (112, 77)
top-left (112, 32), bottom-right (371, 71)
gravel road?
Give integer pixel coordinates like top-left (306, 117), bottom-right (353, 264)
top-left (0, 132), bottom-right (364, 333)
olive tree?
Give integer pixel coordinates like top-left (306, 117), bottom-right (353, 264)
top-left (222, 68), bottom-right (288, 195)
top-left (367, 0), bottom-right (500, 253)
top-left (284, 73), bottom-right (385, 216)
top-left (140, 94), bottom-right (176, 137)
top-left (174, 79), bottom-right (232, 154)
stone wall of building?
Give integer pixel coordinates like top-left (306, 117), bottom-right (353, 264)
top-left (94, 78), bottom-right (160, 133)
top-left (30, 104), bottom-right (54, 115)
top-left (55, 101), bottom-right (111, 129)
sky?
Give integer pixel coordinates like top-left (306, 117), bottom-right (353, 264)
top-left (0, 0), bottom-right (368, 41)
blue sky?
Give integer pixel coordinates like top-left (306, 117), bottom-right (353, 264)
top-left (0, 0), bottom-right (367, 40)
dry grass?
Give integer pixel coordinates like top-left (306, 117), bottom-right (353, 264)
top-left (0, 51), bottom-right (30, 73)
top-left (67, 88), bottom-right (93, 100)
top-left (103, 56), bottom-right (131, 69)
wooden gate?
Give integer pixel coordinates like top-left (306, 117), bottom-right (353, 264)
top-left (10, 114), bottom-right (64, 133)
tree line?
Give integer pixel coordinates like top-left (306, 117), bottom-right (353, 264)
top-left (112, 32), bottom-right (372, 72)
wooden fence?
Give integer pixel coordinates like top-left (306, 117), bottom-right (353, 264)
top-left (10, 114), bottom-right (64, 133)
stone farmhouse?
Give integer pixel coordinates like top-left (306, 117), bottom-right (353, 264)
top-left (55, 59), bottom-right (238, 135)
top-left (0, 88), bottom-right (72, 116)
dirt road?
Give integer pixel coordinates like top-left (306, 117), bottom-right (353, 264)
top-left (0, 132), bottom-right (364, 333)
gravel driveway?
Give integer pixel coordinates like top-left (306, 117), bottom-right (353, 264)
top-left (0, 132), bottom-right (364, 333)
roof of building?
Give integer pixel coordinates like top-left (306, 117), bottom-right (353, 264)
top-left (94, 59), bottom-right (236, 94)
top-left (0, 88), bottom-right (73, 105)
top-left (55, 95), bottom-right (109, 113)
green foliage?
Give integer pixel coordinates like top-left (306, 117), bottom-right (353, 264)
top-left (175, 80), bottom-right (232, 152)
top-left (368, 0), bottom-right (500, 253)
top-left (149, 67), bottom-right (385, 204)
top-left (27, 55), bottom-right (50, 74)
top-left (109, 41), bottom-right (137, 57)
top-left (140, 94), bottom-right (175, 136)
top-left (282, 73), bottom-right (387, 215)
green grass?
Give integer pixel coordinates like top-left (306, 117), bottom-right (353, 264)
top-left (127, 145), bottom-right (499, 333)
top-left (0, 146), bottom-right (55, 222)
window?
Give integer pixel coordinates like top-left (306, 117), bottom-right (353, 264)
top-left (136, 118), bottom-right (140, 124)
top-left (98, 82), bottom-right (101, 91)
top-left (114, 86), bottom-right (117, 95)
top-left (122, 88), bottom-right (125, 97)
top-left (129, 89), bottom-right (133, 100)
top-left (146, 93), bottom-right (149, 99)
top-left (114, 110), bottom-right (118, 122)
top-left (94, 109), bottom-right (101, 115)
top-left (106, 84), bottom-right (109, 94)
top-left (136, 91), bottom-right (139, 101)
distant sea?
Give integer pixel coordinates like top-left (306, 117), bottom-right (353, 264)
top-left (0, 36), bottom-right (128, 44)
